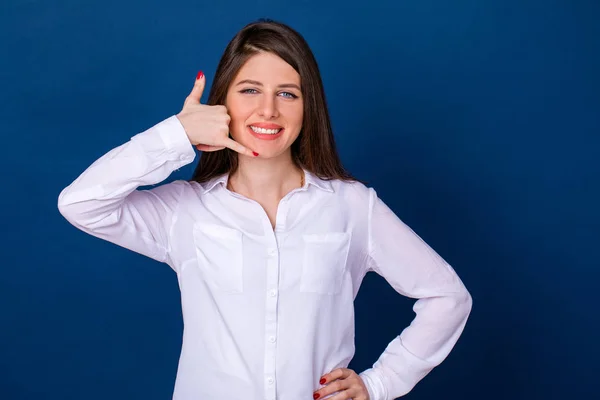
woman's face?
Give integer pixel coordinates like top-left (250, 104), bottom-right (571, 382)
top-left (225, 52), bottom-right (304, 159)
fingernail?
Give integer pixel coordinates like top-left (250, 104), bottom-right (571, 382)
top-left (319, 378), bottom-right (326, 384)
top-left (196, 71), bottom-right (204, 80)
top-left (253, 151), bottom-right (259, 156)
top-left (313, 394), bottom-right (320, 399)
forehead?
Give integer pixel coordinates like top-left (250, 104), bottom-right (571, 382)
top-left (234, 52), bottom-right (300, 84)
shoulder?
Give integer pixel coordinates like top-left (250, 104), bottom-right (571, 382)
top-left (329, 178), bottom-right (376, 208)
top-left (140, 179), bottom-right (188, 197)
top-left (142, 179), bottom-right (203, 203)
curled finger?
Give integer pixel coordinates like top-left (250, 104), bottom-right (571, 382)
top-left (196, 144), bottom-right (226, 152)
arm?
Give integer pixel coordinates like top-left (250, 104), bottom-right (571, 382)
top-left (57, 115), bottom-right (196, 268)
top-left (358, 188), bottom-right (473, 400)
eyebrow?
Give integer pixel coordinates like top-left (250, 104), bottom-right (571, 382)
top-left (235, 79), bottom-right (301, 91)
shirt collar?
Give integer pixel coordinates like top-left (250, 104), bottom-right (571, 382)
top-left (303, 170), bottom-right (334, 192)
top-left (199, 168), bottom-right (334, 194)
top-left (200, 174), bottom-right (228, 194)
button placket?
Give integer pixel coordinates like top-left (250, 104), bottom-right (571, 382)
top-left (263, 233), bottom-right (280, 400)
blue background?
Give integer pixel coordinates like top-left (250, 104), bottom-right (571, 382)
top-left (1, 0), bottom-right (598, 399)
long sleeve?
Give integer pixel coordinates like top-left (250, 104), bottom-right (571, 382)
top-left (57, 115), bottom-right (196, 269)
top-left (358, 188), bottom-right (473, 400)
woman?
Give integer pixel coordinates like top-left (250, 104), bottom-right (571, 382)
top-left (58, 19), bottom-right (472, 400)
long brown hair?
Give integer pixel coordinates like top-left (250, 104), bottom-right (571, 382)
top-left (190, 19), bottom-right (357, 183)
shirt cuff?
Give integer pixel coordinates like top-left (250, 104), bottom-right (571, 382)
top-left (359, 368), bottom-right (387, 400)
top-left (155, 115), bottom-right (197, 162)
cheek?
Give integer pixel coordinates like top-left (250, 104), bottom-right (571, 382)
top-left (226, 96), bottom-right (250, 121)
top-left (281, 103), bottom-right (303, 126)
top-left (230, 105), bottom-right (254, 126)
top-left (227, 113), bottom-right (247, 131)
top-left (292, 108), bottom-right (304, 128)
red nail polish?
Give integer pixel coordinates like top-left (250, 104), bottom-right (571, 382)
top-left (253, 151), bottom-right (259, 156)
top-left (196, 71), bottom-right (204, 80)
top-left (319, 378), bottom-right (326, 384)
top-left (313, 394), bottom-right (320, 399)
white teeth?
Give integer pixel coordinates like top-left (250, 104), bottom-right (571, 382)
top-left (250, 126), bottom-right (282, 134)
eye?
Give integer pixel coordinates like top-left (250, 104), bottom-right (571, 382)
top-left (279, 91), bottom-right (298, 99)
top-left (239, 88), bottom-right (298, 99)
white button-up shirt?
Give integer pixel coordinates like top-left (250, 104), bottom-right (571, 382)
top-left (58, 115), bottom-right (472, 400)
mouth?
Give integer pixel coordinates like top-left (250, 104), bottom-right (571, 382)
top-left (248, 125), bottom-right (284, 140)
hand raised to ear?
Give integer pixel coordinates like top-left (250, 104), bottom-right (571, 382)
top-left (176, 71), bottom-right (257, 157)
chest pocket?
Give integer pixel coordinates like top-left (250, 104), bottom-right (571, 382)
top-left (192, 222), bottom-right (244, 293)
top-left (300, 232), bottom-right (351, 295)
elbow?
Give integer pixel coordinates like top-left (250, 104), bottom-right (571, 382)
top-left (58, 197), bottom-right (83, 232)
top-left (58, 187), bottom-right (120, 233)
top-left (447, 273), bottom-right (473, 317)
top-left (57, 183), bottom-right (103, 226)
top-left (57, 186), bottom-right (91, 229)
top-left (57, 188), bottom-right (74, 221)
top-left (438, 284), bottom-right (473, 319)
top-left (462, 288), bottom-right (473, 316)
top-left (455, 284), bottom-right (473, 320)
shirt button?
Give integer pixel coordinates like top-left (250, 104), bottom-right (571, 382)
top-left (267, 377), bottom-right (274, 384)
top-left (269, 289), bottom-right (277, 297)
top-left (267, 247), bottom-right (277, 256)
top-left (269, 336), bottom-right (276, 343)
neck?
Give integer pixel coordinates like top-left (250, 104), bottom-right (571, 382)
top-left (228, 152), bottom-right (304, 200)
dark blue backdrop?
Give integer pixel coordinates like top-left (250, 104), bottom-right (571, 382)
top-left (1, 0), bottom-right (598, 399)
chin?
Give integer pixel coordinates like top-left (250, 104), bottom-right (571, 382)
top-left (254, 147), bottom-right (291, 160)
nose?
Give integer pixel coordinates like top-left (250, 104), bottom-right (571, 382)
top-left (257, 94), bottom-right (279, 119)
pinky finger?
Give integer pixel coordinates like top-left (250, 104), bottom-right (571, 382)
top-left (223, 138), bottom-right (257, 157)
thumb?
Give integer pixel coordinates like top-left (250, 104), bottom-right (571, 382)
top-left (185, 71), bottom-right (205, 105)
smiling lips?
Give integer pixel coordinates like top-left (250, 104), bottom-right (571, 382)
top-left (248, 123), bottom-right (284, 140)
